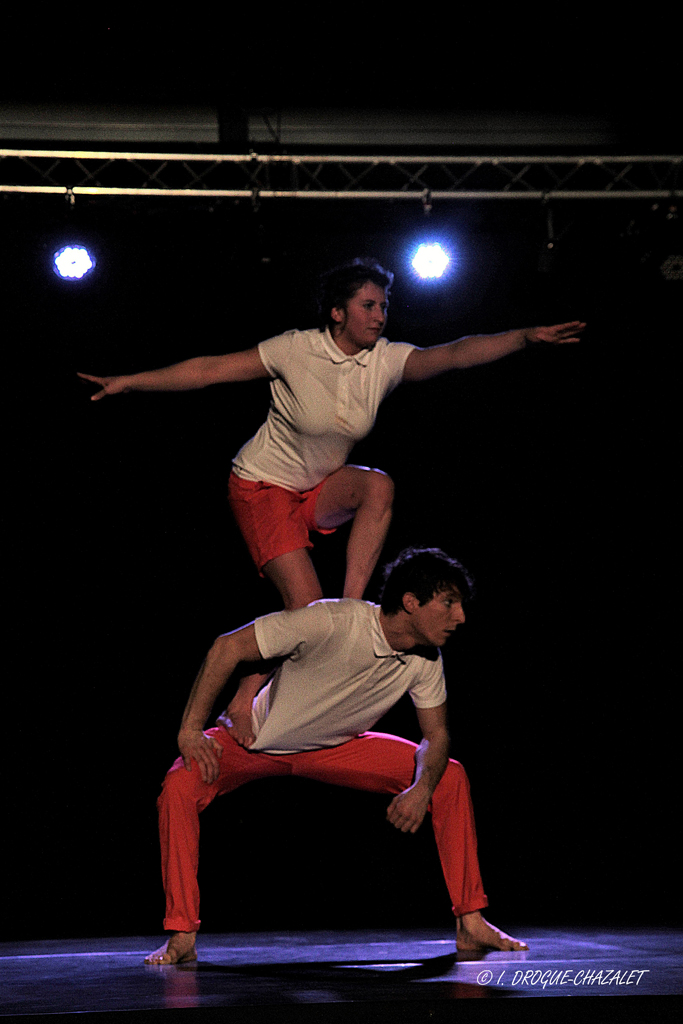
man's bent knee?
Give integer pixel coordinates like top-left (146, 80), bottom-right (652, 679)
top-left (437, 759), bottom-right (469, 792)
top-left (158, 758), bottom-right (209, 807)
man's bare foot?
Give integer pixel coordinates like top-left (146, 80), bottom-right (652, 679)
top-left (456, 911), bottom-right (529, 952)
top-left (217, 708), bottom-right (255, 748)
top-left (144, 931), bottom-right (197, 964)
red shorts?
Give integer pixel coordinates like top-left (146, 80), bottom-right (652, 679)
top-left (228, 471), bottom-right (336, 574)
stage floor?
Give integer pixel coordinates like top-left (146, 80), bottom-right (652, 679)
top-left (1, 927), bottom-right (681, 1023)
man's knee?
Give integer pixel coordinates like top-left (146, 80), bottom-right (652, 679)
top-left (157, 760), bottom-right (204, 811)
top-left (437, 758), bottom-right (469, 795)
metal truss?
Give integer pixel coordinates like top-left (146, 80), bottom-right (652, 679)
top-left (1, 149), bottom-right (681, 201)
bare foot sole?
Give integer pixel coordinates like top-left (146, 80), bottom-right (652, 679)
top-left (144, 933), bottom-right (198, 964)
top-left (456, 912), bottom-right (529, 952)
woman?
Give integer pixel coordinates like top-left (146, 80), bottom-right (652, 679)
top-left (79, 258), bottom-right (584, 741)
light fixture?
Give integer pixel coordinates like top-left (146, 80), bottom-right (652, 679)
top-left (53, 246), bottom-right (95, 280)
top-left (411, 243), bottom-right (450, 280)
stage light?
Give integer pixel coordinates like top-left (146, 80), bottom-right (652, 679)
top-left (53, 246), bottom-right (95, 280)
top-left (411, 243), bottom-right (450, 279)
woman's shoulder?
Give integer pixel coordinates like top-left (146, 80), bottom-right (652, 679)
top-left (259, 327), bottom-right (323, 356)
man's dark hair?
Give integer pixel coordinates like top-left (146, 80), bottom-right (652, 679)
top-left (379, 547), bottom-right (475, 614)
top-left (318, 258), bottom-right (394, 330)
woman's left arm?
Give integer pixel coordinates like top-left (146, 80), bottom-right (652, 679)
top-left (402, 321), bottom-right (585, 382)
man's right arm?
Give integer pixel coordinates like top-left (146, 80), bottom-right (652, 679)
top-left (177, 623), bottom-right (262, 783)
top-left (77, 346), bottom-right (270, 400)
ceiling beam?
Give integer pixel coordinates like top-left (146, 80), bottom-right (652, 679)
top-left (1, 150), bottom-right (681, 200)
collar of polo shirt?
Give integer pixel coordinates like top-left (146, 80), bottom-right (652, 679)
top-left (371, 604), bottom-right (406, 659)
top-left (321, 326), bottom-right (374, 366)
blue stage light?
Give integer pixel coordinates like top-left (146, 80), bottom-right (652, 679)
top-left (53, 246), bottom-right (95, 280)
top-left (411, 243), bottom-right (450, 279)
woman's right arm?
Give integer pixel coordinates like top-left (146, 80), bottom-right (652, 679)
top-left (77, 346), bottom-right (270, 401)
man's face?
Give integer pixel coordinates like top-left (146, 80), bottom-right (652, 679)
top-left (408, 586), bottom-right (466, 647)
top-left (331, 281), bottom-right (388, 353)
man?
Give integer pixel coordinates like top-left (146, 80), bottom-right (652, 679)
top-left (145, 547), bottom-right (528, 964)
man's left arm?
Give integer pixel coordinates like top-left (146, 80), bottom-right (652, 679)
top-left (402, 322), bottom-right (585, 380)
top-left (386, 703), bottom-right (450, 833)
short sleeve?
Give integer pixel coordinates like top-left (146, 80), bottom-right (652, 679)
top-left (408, 651), bottom-right (447, 709)
top-left (379, 340), bottom-right (417, 396)
top-left (254, 601), bottom-right (334, 661)
top-left (257, 330), bottom-right (296, 379)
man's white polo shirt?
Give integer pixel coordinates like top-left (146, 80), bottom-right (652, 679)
top-left (247, 599), bottom-right (446, 754)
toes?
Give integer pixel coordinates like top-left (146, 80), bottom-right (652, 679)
top-left (145, 950), bottom-right (176, 964)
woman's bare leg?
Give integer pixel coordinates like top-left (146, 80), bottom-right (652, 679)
top-left (222, 549), bottom-right (324, 747)
top-left (261, 548), bottom-right (324, 609)
top-left (225, 469), bottom-right (393, 746)
top-left (315, 465), bottom-right (394, 599)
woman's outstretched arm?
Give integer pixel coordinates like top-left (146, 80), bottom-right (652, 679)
top-left (78, 346), bottom-right (270, 400)
top-left (402, 321), bottom-right (585, 381)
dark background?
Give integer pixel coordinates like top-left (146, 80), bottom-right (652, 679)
top-left (2, 17), bottom-right (680, 940)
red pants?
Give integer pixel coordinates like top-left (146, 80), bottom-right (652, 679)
top-left (157, 728), bottom-right (488, 932)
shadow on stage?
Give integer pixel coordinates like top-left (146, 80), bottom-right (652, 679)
top-left (1, 927), bottom-right (681, 1024)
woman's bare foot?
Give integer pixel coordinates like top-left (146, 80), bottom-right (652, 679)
top-left (456, 911), bottom-right (529, 951)
top-left (144, 931), bottom-right (197, 964)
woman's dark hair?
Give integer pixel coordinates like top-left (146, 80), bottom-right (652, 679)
top-left (379, 547), bottom-right (475, 614)
top-left (318, 258), bottom-right (394, 330)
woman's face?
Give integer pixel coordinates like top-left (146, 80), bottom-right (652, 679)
top-left (331, 281), bottom-right (388, 355)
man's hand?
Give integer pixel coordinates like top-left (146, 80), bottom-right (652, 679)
top-left (178, 728), bottom-right (223, 784)
top-left (526, 321), bottom-right (586, 345)
top-left (386, 782), bottom-right (431, 834)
